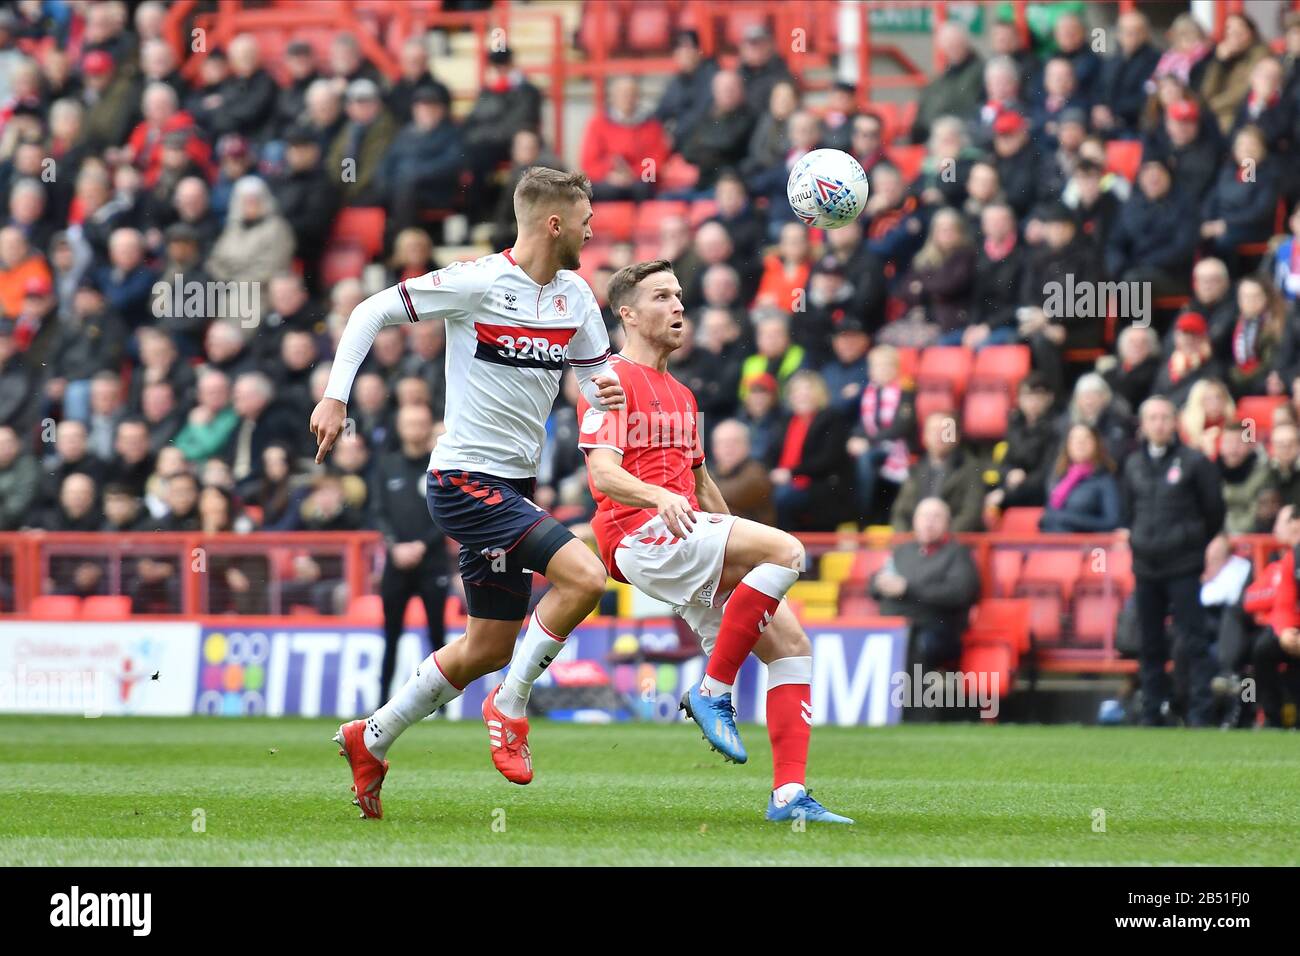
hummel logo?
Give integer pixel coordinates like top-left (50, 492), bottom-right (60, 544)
top-left (801, 700), bottom-right (813, 726)
top-left (504, 292), bottom-right (518, 311)
top-left (757, 609), bottom-right (774, 632)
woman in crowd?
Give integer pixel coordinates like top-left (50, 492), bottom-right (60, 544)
top-left (1178, 378), bottom-right (1235, 460)
top-left (899, 208), bottom-right (977, 345)
top-left (770, 370), bottom-right (852, 531)
top-left (1038, 423), bottom-right (1121, 533)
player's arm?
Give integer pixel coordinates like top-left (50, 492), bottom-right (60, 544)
top-left (311, 267), bottom-right (483, 462)
top-left (691, 463), bottom-right (730, 516)
top-left (568, 288), bottom-right (624, 410)
top-left (585, 447), bottom-right (696, 538)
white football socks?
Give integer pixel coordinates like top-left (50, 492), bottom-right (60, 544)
top-left (699, 674), bottom-right (733, 697)
top-left (772, 782), bottom-right (806, 807)
top-left (364, 651), bottom-right (462, 760)
top-left (494, 612), bottom-right (567, 719)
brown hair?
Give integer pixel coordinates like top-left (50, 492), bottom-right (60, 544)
top-left (512, 166), bottom-right (592, 219)
top-left (608, 259), bottom-right (673, 316)
top-left (1053, 422), bottom-right (1115, 477)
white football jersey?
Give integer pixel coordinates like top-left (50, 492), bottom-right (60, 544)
top-left (325, 249), bottom-right (613, 479)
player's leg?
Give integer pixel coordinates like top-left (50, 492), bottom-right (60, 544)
top-left (750, 604), bottom-right (853, 824)
top-left (492, 531), bottom-right (607, 720)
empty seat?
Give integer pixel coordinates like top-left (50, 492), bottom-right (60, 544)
top-left (578, 5), bottom-right (623, 54)
top-left (916, 346), bottom-right (975, 398)
top-left (634, 200), bottom-right (689, 239)
top-left (1105, 139), bottom-right (1142, 182)
top-left (81, 595), bottom-right (132, 619)
top-left (29, 595), bottom-right (82, 620)
top-left (959, 642), bottom-right (1015, 704)
top-left (969, 598), bottom-right (1033, 653)
top-left (1072, 591), bottom-right (1121, 645)
top-left (971, 345), bottom-right (1031, 392)
top-left (591, 201), bottom-right (636, 241)
top-left (999, 507), bottom-right (1044, 535)
top-left (1017, 550), bottom-right (1085, 601)
top-left (963, 389), bottom-right (1012, 440)
top-left (1237, 396), bottom-right (1288, 433)
top-left (627, 6), bottom-right (672, 51)
top-left (990, 550), bottom-right (1024, 598)
top-left (330, 207), bottom-right (386, 259)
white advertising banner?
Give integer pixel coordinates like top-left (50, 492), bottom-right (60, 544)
top-left (0, 622), bottom-right (201, 716)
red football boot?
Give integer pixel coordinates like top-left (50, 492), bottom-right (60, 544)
top-left (482, 684), bottom-right (534, 784)
top-left (333, 719), bottom-right (389, 819)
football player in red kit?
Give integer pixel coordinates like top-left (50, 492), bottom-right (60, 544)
top-left (573, 260), bottom-right (853, 823)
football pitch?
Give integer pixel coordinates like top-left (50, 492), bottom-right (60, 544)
top-left (3, 716), bottom-right (1298, 866)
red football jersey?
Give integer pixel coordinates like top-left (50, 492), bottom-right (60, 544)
top-left (577, 353), bottom-right (705, 581)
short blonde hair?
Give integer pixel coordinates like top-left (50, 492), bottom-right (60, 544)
top-left (513, 166), bottom-right (592, 221)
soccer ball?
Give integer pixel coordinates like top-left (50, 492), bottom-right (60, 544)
top-left (786, 148), bottom-right (870, 229)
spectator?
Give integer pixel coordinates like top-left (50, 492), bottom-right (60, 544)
top-left (899, 207), bottom-right (977, 346)
top-left (735, 24), bottom-right (795, 118)
top-left (973, 55), bottom-right (1028, 148)
top-left (461, 47), bottom-right (542, 177)
top-left (386, 36), bottom-right (451, 127)
top-left (203, 319), bottom-right (258, 382)
top-left (869, 497), bottom-right (981, 678)
top-left (969, 202), bottom-right (1024, 347)
top-left (709, 418), bottom-right (775, 525)
top-left (1270, 202), bottom-right (1300, 304)
top-left (6, 177), bottom-right (55, 259)
top-left (796, 256), bottom-right (856, 365)
top-left (489, 128), bottom-right (564, 250)
top-left (1218, 275), bottom-right (1284, 399)
top-left (1099, 324), bottom-right (1160, 411)
top-left (0, 423), bottom-right (38, 530)
top-left (1199, 12), bottom-right (1268, 135)
top-left (272, 41), bottom-right (320, 137)
top-left (1030, 57), bottom-right (1088, 149)
top-left (1093, 11), bottom-right (1161, 137)
top-left (185, 46), bottom-right (232, 133)
top-left (39, 419), bottom-right (107, 509)
top-left (1265, 422), bottom-right (1300, 510)
top-left (1186, 256), bottom-right (1237, 354)
top-left (812, 218), bottom-right (888, 333)
top-left (1107, 157), bottom-right (1197, 297)
top-left (1048, 12), bottom-right (1102, 103)
top-left (1122, 394), bottom-right (1225, 726)
top-left (0, 225), bottom-right (51, 319)
top-left (372, 402), bottom-right (448, 700)
top-left (249, 442), bottom-right (306, 531)
top-left (175, 368), bottom-right (238, 465)
top-left (962, 160), bottom-right (1004, 238)
top-left (123, 82), bottom-right (212, 189)
top-left (47, 471), bottom-right (102, 531)
top-left (302, 77), bottom-right (345, 154)
top-left (1230, 56), bottom-right (1292, 162)
top-left (328, 33), bottom-right (383, 90)
top-left (848, 111), bottom-right (891, 177)
top-left (269, 330), bottom-right (318, 424)
top-left (755, 222), bottom-right (812, 314)
top-left (912, 22), bottom-right (983, 145)
top-left (273, 124), bottom-right (339, 288)
top-left (140, 380), bottom-right (183, 454)
top-left (1199, 125), bottom-right (1279, 267)
top-left (0, 318), bottom-right (33, 431)
top-left (892, 410), bottom-right (983, 532)
top-left (769, 370), bottom-right (852, 531)
top-left (861, 163), bottom-right (925, 277)
top-left (1059, 371), bottom-right (1137, 470)
top-left (154, 471), bottom-right (200, 531)
top-left (92, 228), bottom-right (157, 330)
top-left (820, 318), bottom-right (871, 419)
top-left (989, 19), bottom-right (1040, 95)
top-left (678, 70), bottom-right (755, 190)
top-left (1145, 97), bottom-right (1221, 206)
top-left (75, 51), bottom-right (136, 152)
top-left (327, 78), bottom-right (398, 206)
top-left (170, 177), bottom-right (221, 257)
top-left (748, 109), bottom-right (822, 237)
top-left (983, 372), bottom-right (1060, 516)
top-left (85, 370), bottom-right (126, 459)
top-left (740, 310), bottom-right (805, 396)
top-left (581, 76), bottom-right (668, 202)
top-left (1064, 157), bottom-right (1123, 252)
top-left (223, 371), bottom-right (304, 492)
top-left (848, 344), bottom-right (916, 524)
top-left (104, 419), bottom-right (156, 498)
top-left (129, 326), bottom-right (195, 415)
top-left (743, 80), bottom-right (800, 180)
top-left (1039, 423), bottom-right (1122, 532)
top-left (206, 176), bottom-right (295, 293)
top-left (1218, 420), bottom-right (1270, 534)
top-left (912, 116), bottom-right (981, 209)
top-left (101, 483), bottom-right (152, 532)
top-left (1148, 13), bottom-right (1213, 95)
top-left (381, 85), bottom-right (466, 234)
top-left (654, 30), bottom-right (718, 147)
top-left (1247, 507), bottom-right (1300, 727)
top-left (989, 110), bottom-right (1040, 218)
top-left (737, 372), bottom-right (786, 467)
top-left (688, 308), bottom-right (744, 426)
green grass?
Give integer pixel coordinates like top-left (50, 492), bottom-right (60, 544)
top-left (2, 716), bottom-right (1298, 865)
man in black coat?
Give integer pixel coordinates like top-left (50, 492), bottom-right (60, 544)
top-left (654, 30), bottom-right (718, 147)
top-left (370, 403), bottom-right (449, 701)
top-left (870, 496), bottom-right (981, 676)
top-left (1121, 395), bottom-right (1225, 726)
top-left (735, 25), bottom-right (796, 118)
top-left (387, 36), bottom-right (453, 127)
top-left (273, 126), bottom-right (339, 291)
top-left (990, 111), bottom-right (1043, 218)
top-left (380, 86), bottom-right (467, 236)
top-left (1091, 11), bottom-right (1162, 136)
top-left (1106, 158), bottom-right (1198, 297)
top-left (678, 71), bottom-right (755, 191)
top-left (1142, 99), bottom-right (1221, 205)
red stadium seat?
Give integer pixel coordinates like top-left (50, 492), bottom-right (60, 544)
top-left (963, 389), bottom-right (1012, 440)
top-left (627, 6), bottom-right (672, 52)
top-left (848, 549), bottom-right (890, 584)
top-left (914, 390), bottom-right (957, 436)
top-left (1072, 591), bottom-right (1122, 645)
top-left (1236, 396), bottom-right (1288, 434)
top-left (990, 550), bottom-right (1024, 598)
top-left (959, 642), bottom-right (1015, 701)
top-left (1105, 140), bottom-right (1142, 182)
top-left (81, 595), bottom-right (132, 619)
top-left (971, 345), bottom-right (1031, 393)
top-left (661, 155), bottom-right (701, 191)
top-left (320, 244), bottom-right (368, 287)
top-left (29, 595), bottom-right (82, 620)
top-left (839, 594), bottom-right (881, 618)
top-left (330, 207), bottom-right (386, 259)
top-left (895, 346), bottom-right (919, 384)
top-left (867, 102), bottom-right (914, 144)
top-left (687, 197), bottom-right (718, 226)
top-left (724, 10), bottom-right (771, 48)
top-left (888, 144), bottom-right (926, 183)
top-left (592, 201), bottom-right (636, 241)
top-left (578, 5), bottom-right (623, 54)
top-left (346, 594), bottom-right (384, 624)
top-left (1017, 550), bottom-right (1084, 601)
top-left (916, 347), bottom-right (974, 398)
top-left (999, 507), bottom-right (1044, 535)
top-left (1077, 544), bottom-right (1134, 598)
top-left (969, 598), bottom-right (1032, 654)
top-left (634, 200), bottom-right (689, 239)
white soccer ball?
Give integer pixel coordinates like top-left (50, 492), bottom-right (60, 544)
top-left (786, 148), bottom-right (870, 229)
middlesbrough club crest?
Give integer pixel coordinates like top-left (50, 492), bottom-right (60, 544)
top-left (553, 294), bottom-right (567, 316)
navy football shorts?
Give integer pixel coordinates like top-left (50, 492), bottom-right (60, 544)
top-left (426, 469), bottom-right (575, 621)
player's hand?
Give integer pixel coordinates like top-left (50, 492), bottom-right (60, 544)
top-left (310, 398), bottom-right (348, 464)
top-left (592, 373), bottom-right (624, 410)
top-left (655, 489), bottom-right (696, 539)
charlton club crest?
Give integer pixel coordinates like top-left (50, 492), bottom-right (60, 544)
top-left (553, 294), bottom-right (567, 316)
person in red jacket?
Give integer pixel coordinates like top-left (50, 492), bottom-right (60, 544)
top-left (580, 76), bottom-right (670, 202)
top-left (118, 82), bottom-right (213, 188)
top-left (1251, 505), bottom-right (1300, 726)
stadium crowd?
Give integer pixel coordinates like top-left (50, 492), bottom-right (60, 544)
top-left (2, 2), bottom-right (1300, 721)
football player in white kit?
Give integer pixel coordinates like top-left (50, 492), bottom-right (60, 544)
top-left (310, 168), bottom-right (624, 817)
